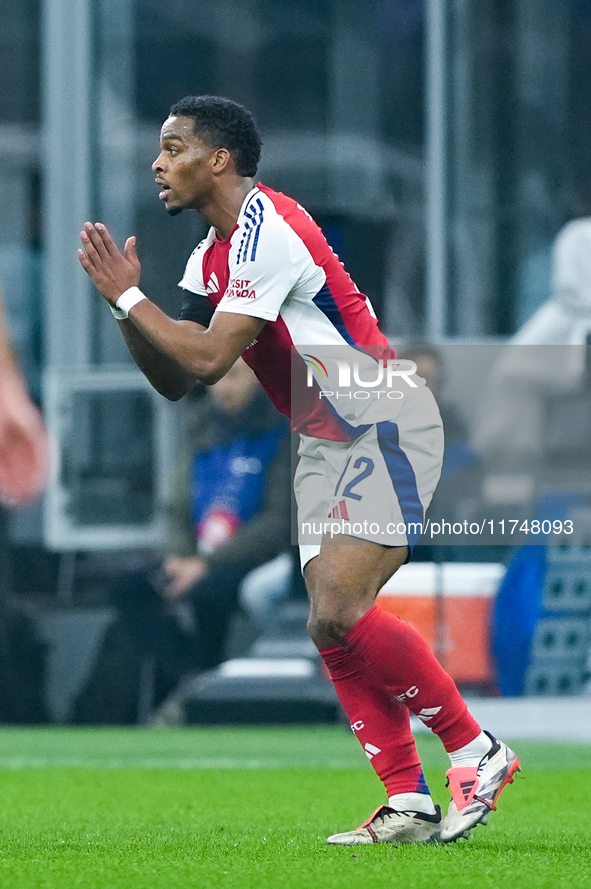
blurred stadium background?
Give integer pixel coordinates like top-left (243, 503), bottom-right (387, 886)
top-left (2, 0), bottom-right (591, 733)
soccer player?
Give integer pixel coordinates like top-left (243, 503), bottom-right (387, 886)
top-left (0, 289), bottom-right (49, 507)
top-left (78, 95), bottom-right (519, 845)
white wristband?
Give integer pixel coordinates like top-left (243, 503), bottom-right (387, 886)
top-left (109, 286), bottom-right (147, 320)
top-left (109, 304), bottom-right (128, 319)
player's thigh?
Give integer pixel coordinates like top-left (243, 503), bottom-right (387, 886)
top-left (304, 538), bottom-right (408, 640)
top-left (306, 536), bottom-right (408, 602)
top-left (295, 429), bottom-right (413, 582)
top-left (297, 426), bottom-right (420, 551)
top-left (322, 396), bottom-right (444, 549)
top-left (294, 435), bottom-right (348, 541)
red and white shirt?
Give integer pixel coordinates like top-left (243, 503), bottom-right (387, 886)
top-left (178, 184), bottom-right (396, 440)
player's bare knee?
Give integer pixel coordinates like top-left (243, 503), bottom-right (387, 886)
top-left (307, 613), bottom-right (349, 646)
top-left (307, 594), bottom-right (371, 645)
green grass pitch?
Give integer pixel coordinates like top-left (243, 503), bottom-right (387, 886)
top-left (0, 726), bottom-right (589, 889)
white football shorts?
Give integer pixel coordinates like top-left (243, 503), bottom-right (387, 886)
top-left (294, 385), bottom-right (444, 570)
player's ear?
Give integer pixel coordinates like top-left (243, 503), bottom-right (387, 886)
top-left (211, 147), bottom-right (232, 174)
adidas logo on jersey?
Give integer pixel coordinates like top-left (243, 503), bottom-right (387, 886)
top-left (206, 272), bottom-right (220, 294)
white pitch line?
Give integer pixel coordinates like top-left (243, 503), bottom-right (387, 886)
top-left (0, 756), bottom-right (363, 770)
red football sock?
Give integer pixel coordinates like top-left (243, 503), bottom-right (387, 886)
top-left (343, 605), bottom-right (481, 753)
top-left (320, 643), bottom-right (430, 797)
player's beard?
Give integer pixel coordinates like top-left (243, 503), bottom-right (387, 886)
top-left (166, 206), bottom-right (183, 217)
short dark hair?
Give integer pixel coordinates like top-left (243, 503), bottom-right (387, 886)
top-left (169, 95), bottom-right (261, 177)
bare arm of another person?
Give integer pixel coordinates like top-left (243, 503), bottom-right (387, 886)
top-left (78, 223), bottom-right (264, 398)
top-left (0, 291), bottom-right (50, 505)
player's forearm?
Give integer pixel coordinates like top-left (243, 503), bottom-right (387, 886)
top-left (117, 316), bottom-right (199, 401)
top-left (125, 297), bottom-right (264, 387)
top-left (77, 223), bottom-right (262, 385)
top-left (125, 299), bottom-right (229, 386)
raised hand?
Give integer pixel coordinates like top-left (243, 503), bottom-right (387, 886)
top-left (78, 222), bottom-right (141, 305)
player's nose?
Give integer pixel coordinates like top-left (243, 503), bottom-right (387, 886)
top-left (152, 152), bottom-right (165, 172)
